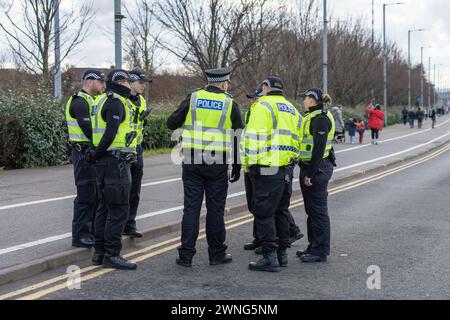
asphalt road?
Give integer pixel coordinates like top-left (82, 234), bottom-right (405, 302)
top-left (0, 115), bottom-right (449, 271)
top-left (2, 135), bottom-right (450, 300)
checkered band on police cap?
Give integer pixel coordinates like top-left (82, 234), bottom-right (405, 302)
top-left (205, 67), bottom-right (231, 83)
top-left (82, 70), bottom-right (105, 81)
top-left (107, 69), bottom-right (131, 82)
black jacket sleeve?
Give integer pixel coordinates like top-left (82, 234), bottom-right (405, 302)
top-left (167, 95), bottom-right (191, 130)
top-left (70, 97), bottom-right (92, 140)
top-left (230, 101), bottom-right (244, 165)
top-left (306, 114), bottom-right (331, 179)
top-left (93, 98), bottom-right (125, 159)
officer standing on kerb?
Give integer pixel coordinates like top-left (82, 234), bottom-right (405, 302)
top-left (124, 70), bottom-right (153, 239)
top-left (88, 69), bottom-right (138, 270)
top-left (296, 88), bottom-right (336, 263)
top-left (242, 76), bottom-right (302, 272)
top-left (66, 69), bottom-right (105, 248)
top-left (167, 67), bottom-right (244, 268)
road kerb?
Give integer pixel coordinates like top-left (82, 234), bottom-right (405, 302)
top-left (0, 137), bottom-right (449, 287)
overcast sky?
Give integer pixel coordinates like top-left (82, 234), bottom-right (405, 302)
top-left (1, 0), bottom-right (449, 87)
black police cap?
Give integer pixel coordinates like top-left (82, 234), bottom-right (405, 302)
top-left (205, 67), bottom-right (231, 83)
top-left (299, 88), bottom-right (323, 102)
top-left (262, 76), bottom-right (284, 91)
top-left (82, 69), bottom-right (105, 81)
top-left (106, 69), bottom-right (131, 83)
top-left (129, 70), bottom-right (152, 83)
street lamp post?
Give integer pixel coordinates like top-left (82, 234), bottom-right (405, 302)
top-left (428, 56), bottom-right (432, 110)
top-left (420, 46), bottom-right (431, 109)
top-left (383, 2), bottom-right (404, 127)
top-left (408, 29), bottom-right (425, 109)
top-left (323, 0), bottom-right (328, 93)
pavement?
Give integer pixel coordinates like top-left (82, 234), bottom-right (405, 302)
top-left (1, 136), bottom-right (450, 300)
top-left (0, 115), bottom-right (450, 297)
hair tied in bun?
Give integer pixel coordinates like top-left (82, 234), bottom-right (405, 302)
top-left (322, 93), bottom-right (332, 105)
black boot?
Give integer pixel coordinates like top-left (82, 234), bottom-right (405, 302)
top-left (92, 252), bottom-right (104, 266)
top-left (123, 229), bottom-right (143, 238)
top-left (244, 242), bottom-right (259, 251)
top-left (72, 238), bottom-right (94, 248)
top-left (249, 251), bottom-right (280, 272)
top-left (103, 255), bottom-right (138, 270)
top-left (277, 249), bottom-right (288, 267)
top-left (254, 246), bottom-right (263, 255)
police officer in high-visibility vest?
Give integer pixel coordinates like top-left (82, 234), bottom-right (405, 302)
top-left (242, 85), bottom-right (304, 255)
top-left (167, 67), bottom-right (244, 267)
top-left (124, 70), bottom-right (153, 238)
top-left (296, 88), bottom-right (336, 263)
top-left (66, 69), bottom-right (105, 248)
top-left (87, 70), bottom-right (138, 270)
top-left (242, 76), bottom-right (302, 272)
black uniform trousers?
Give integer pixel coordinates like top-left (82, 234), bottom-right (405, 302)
top-left (94, 155), bottom-right (131, 256)
top-left (247, 166), bottom-right (293, 254)
top-left (72, 148), bottom-right (96, 240)
top-left (245, 170), bottom-right (299, 246)
top-left (300, 158), bottom-right (334, 257)
top-left (179, 163), bottom-right (228, 262)
top-left (125, 146), bottom-right (144, 233)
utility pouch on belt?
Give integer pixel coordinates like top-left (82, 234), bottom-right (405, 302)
top-left (329, 147), bottom-right (337, 167)
top-left (139, 107), bottom-right (153, 122)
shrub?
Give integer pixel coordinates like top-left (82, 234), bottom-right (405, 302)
top-left (0, 89), bottom-right (68, 168)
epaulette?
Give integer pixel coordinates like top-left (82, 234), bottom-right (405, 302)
top-left (225, 91), bottom-right (234, 99)
top-left (106, 91), bottom-right (115, 99)
top-left (71, 90), bottom-right (78, 98)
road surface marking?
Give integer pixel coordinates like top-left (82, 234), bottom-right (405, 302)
top-left (5, 143), bottom-right (449, 301)
top-left (1, 132), bottom-right (449, 257)
top-left (2, 117), bottom-right (449, 211)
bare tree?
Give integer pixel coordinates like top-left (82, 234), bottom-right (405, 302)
top-left (0, 0), bottom-right (94, 86)
top-left (124, 0), bottom-right (162, 74)
top-left (152, 0), bottom-right (269, 74)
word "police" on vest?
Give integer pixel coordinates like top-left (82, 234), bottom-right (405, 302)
top-left (277, 103), bottom-right (296, 116)
top-left (196, 99), bottom-right (224, 111)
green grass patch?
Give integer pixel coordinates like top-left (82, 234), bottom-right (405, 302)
top-left (143, 148), bottom-right (173, 157)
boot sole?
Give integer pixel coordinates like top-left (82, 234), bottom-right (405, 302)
top-left (102, 263), bottom-right (137, 270)
top-left (249, 266), bottom-right (280, 272)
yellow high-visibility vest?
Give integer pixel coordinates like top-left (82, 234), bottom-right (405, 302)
top-left (65, 92), bottom-right (95, 143)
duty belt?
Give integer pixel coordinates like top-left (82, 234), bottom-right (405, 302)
top-left (70, 142), bottom-right (90, 153)
top-left (107, 150), bottom-right (138, 166)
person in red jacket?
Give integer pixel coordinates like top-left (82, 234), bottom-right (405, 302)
top-left (367, 104), bottom-right (384, 145)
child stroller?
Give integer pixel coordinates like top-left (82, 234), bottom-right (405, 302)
top-left (334, 129), bottom-right (345, 144)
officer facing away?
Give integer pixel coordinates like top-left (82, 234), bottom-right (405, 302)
top-left (297, 88), bottom-right (336, 263)
top-left (242, 76), bottom-right (302, 272)
top-left (88, 70), bottom-right (138, 270)
top-left (167, 67), bottom-right (244, 267)
top-left (124, 70), bottom-right (153, 238)
top-left (243, 85), bottom-right (304, 255)
top-left (66, 69), bottom-right (105, 248)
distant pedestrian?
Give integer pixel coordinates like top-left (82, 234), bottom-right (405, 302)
top-left (408, 108), bottom-right (415, 128)
top-left (431, 108), bottom-right (437, 129)
top-left (402, 106), bottom-right (408, 125)
top-left (367, 104), bottom-right (384, 145)
top-left (356, 120), bottom-right (366, 144)
top-left (416, 108), bottom-right (425, 129)
top-left (346, 118), bottom-right (357, 144)
top-left (332, 105), bottom-right (345, 143)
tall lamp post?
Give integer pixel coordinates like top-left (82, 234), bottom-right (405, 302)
top-left (420, 46), bottom-right (431, 109)
top-left (383, 2), bottom-right (404, 127)
top-left (408, 29), bottom-right (425, 109)
top-left (323, 0), bottom-right (328, 93)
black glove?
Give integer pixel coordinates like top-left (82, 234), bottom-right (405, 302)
top-left (84, 148), bottom-right (97, 164)
top-left (229, 164), bottom-right (241, 183)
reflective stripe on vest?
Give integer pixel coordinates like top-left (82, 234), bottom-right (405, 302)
top-left (91, 92), bottom-right (137, 153)
top-left (128, 95), bottom-right (147, 146)
top-left (181, 89), bottom-right (233, 152)
top-left (298, 110), bottom-right (335, 161)
top-left (241, 96), bottom-right (302, 168)
top-left (65, 92), bottom-right (95, 142)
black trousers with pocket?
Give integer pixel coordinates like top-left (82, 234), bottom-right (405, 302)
top-left (72, 148), bottom-right (97, 241)
top-left (94, 155), bottom-right (131, 257)
top-left (125, 147), bottom-right (144, 232)
top-left (178, 164), bottom-right (229, 262)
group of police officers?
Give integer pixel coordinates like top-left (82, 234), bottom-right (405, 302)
top-left (67, 68), bottom-right (151, 270)
top-left (67, 66), bottom-right (336, 273)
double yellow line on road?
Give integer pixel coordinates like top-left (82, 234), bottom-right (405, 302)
top-left (2, 143), bottom-right (450, 300)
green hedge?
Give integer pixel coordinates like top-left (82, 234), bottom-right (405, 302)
top-left (0, 89), bottom-right (68, 168)
top-left (0, 90), bottom-right (176, 168)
